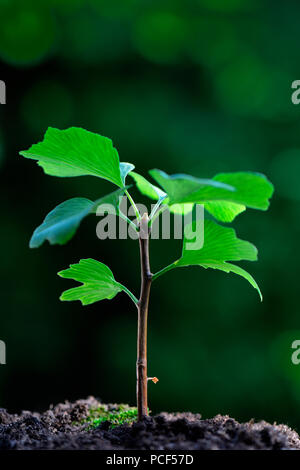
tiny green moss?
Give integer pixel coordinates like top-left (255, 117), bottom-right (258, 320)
top-left (79, 404), bottom-right (138, 429)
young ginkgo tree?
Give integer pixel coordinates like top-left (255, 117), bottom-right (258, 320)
top-left (20, 127), bottom-right (274, 421)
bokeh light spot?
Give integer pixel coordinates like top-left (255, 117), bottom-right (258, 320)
top-left (20, 80), bottom-right (73, 134)
top-left (215, 54), bottom-right (272, 116)
top-left (190, 18), bottom-right (240, 68)
top-left (0, 5), bottom-right (56, 65)
top-left (198, 0), bottom-right (256, 12)
top-left (133, 11), bottom-right (189, 64)
top-left (270, 149), bottom-right (300, 201)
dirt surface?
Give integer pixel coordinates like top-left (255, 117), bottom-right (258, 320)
top-left (0, 397), bottom-right (299, 450)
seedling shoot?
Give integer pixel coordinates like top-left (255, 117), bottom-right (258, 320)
top-left (20, 127), bottom-right (273, 421)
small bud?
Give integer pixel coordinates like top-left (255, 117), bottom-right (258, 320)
top-left (141, 212), bottom-right (149, 222)
top-left (148, 377), bottom-right (159, 384)
top-left (139, 212), bottom-right (150, 239)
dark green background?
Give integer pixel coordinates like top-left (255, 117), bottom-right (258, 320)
top-left (1, 0), bottom-right (300, 430)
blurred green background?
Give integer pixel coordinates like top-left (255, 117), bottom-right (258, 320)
top-left (1, 0), bottom-right (300, 430)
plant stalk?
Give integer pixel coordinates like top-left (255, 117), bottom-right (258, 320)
top-left (137, 212), bottom-right (152, 420)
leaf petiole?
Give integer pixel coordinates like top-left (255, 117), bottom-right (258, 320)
top-left (149, 195), bottom-right (167, 222)
top-left (149, 203), bottom-right (168, 228)
top-left (152, 262), bottom-right (177, 281)
top-left (118, 207), bottom-right (138, 231)
top-left (117, 283), bottom-right (138, 306)
top-left (125, 189), bottom-right (141, 222)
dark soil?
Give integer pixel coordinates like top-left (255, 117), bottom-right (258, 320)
top-left (0, 397), bottom-right (299, 450)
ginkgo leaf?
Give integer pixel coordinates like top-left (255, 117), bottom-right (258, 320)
top-left (204, 201), bottom-right (246, 223)
top-left (149, 169), bottom-right (274, 211)
top-left (153, 219), bottom-right (262, 300)
top-left (169, 201), bottom-right (245, 222)
top-left (58, 258), bottom-right (138, 306)
top-left (149, 169), bottom-right (234, 204)
top-left (197, 262), bottom-right (261, 299)
top-left (211, 172), bottom-right (273, 209)
top-left (130, 171), bottom-right (166, 201)
top-left (30, 188), bottom-right (126, 248)
top-left (30, 198), bottom-right (94, 248)
top-left (168, 203), bottom-right (194, 214)
top-left (20, 127), bottom-right (126, 187)
top-left (129, 171), bottom-right (167, 219)
top-left (120, 162), bottom-right (135, 185)
top-left (131, 170), bottom-right (247, 221)
top-left (130, 172), bottom-right (199, 218)
top-left (178, 220), bottom-right (258, 264)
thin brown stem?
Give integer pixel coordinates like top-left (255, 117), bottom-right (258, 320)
top-left (137, 212), bottom-right (152, 421)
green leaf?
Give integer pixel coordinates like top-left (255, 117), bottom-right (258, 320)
top-left (149, 169), bottom-right (234, 204)
top-left (30, 198), bottom-right (94, 248)
top-left (20, 127), bottom-right (125, 187)
top-left (58, 258), bottom-right (138, 306)
top-left (149, 169), bottom-right (274, 211)
top-left (168, 201), bottom-right (245, 222)
top-left (130, 171), bottom-right (246, 221)
top-left (212, 172), bottom-right (274, 210)
top-left (153, 220), bottom-right (262, 300)
top-left (168, 203), bottom-right (194, 215)
top-left (120, 162), bottom-right (135, 185)
top-left (178, 220), bottom-right (258, 264)
top-left (91, 186), bottom-right (130, 216)
top-left (131, 170), bottom-right (247, 222)
top-left (130, 171), bottom-right (166, 201)
top-left (195, 262), bottom-right (261, 300)
top-left (30, 188), bottom-right (126, 248)
top-left (130, 172), bottom-right (196, 219)
top-left (204, 201), bottom-right (246, 223)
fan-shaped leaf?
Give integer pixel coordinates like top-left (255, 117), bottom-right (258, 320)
top-left (30, 198), bottom-right (94, 248)
top-left (169, 201), bottom-right (246, 222)
top-left (30, 188), bottom-right (126, 248)
top-left (149, 169), bottom-right (274, 211)
top-left (149, 169), bottom-right (234, 204)
top-left (153, 220), bottom-right (262, 300)
top-left (120, 162), bottom-right (135, 185)
top-left (197, 262), bottom-right (261, 299)
top-left (20, 127), bottom-right (125, 187)
top-left (130, 171), bottom-right (166, 201)
top-left (58, 258), bottom-right (137, 306)
top-left (204, 201), bottom-right (246, 222)
top-left (178, 219), bottom-right (257, 264)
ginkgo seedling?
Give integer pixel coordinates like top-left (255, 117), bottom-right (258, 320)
top-left (20, 127), bottom-right (274, 421)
